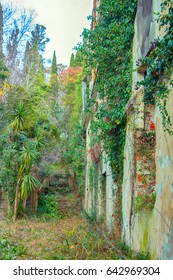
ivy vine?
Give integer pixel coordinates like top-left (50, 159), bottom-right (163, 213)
top-left (137, 0), bottom-right (173, 135)
top-left (81, 0), bottom-right (173, 189)
top-left (82, 0), bottom-right (137, 183)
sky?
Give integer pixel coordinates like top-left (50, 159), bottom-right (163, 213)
top-left (5, 0), bottom-right (93, 66)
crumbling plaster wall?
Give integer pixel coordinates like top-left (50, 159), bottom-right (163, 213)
top-left (83, 81), bottom-right (117, 232)
top-left (84, 119), bottom-right (92, 214)
top-left (84, 0), bottom-right (118, 229)
top-left (155, 82), bottom-right (173, 259)
top-left (84, 119), bottom-right (117, 232)
top-left (123, 0), bottom-right (173, 259)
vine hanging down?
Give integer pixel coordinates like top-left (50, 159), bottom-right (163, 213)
top-left (137, 0), bottom-right (173, 135)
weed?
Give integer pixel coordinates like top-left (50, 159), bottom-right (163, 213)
top-left (134, 192), bottom-right (156, 213)
top-left (134, 251), bottom-right (150, 260)
top-left (0, 236), bottom-right (26, 260)
top-left (82, 209), bottom-right (97, 224)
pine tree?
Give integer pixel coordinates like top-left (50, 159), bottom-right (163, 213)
top-left (49, 50), bottom-right (59, 95)
top-left (22, 24), bottom-right (49, 89)
top-left (70, 53), bottom-right (75, 67)
top-left (75, 50), bottom-right (83, 66)
top-left (51, 50), bottom-right (57, 74)
top-left (31, 24), bottom-right (50, 53)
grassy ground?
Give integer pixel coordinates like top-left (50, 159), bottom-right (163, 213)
top-left (0, 193), bottom-right (149, 260)
top-left (0, 215), bottom-right (124, 260)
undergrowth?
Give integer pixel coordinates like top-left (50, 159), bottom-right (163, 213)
top-left (0, 236), bottom-right (26, 260)
top-left (0, 215), bottom-right (150, 260)
top-left (36, 194), bottom-right (62, 220)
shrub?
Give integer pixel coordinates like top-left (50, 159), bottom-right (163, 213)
top-left (37, 194), bottom-right (61, 220)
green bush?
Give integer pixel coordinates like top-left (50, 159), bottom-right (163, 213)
top-left (37, 194), bottom-right (61, 220)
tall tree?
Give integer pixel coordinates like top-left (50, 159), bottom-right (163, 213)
top-left (6, 25), bottom-right (19, 68)
top-left (22, 24), bottom-right (49, 89)
top-left (30, 24), bottom-right (49, 53)
top-left (49, 50), bottom-right (59, 97)
top-left (70, 53), bottom-right (75, 67)
top-left (59, 55), bottom-right (85, 193)
top-left (69, 51), bottom-right (83, 67)
top-left (1, 3), bottom-right (36, 84)
top-left (23, 42), bottom-right (44, 89)
top-left (51, 50), bottom-right (57, 74)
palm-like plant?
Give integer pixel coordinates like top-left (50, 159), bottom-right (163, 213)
top-left (19, 141), bottom-right (39, 170)
top-left (20, 174), bottom-right (41, 199)
top-left (13, 139), bottom-right (40, 221)
top-left (5, 98), bottom-right (45, 220)
top-left (34, 127), bottom-right (45, 150)
top-left (10, 101), bottom-right (26, 134)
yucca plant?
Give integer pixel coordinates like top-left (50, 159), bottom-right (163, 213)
top-left (20, 174), bottom-right (41, 199)
top-left (10, 101), bottom-right (27, 134)
top-left (13, 140), bottom-right (40, 221)
top-left (19, 140), bottom-right (39, 171)
top-left (34, 128), bottom-right (45, 150)
top-left (20, 174), bottom-right (41, 209)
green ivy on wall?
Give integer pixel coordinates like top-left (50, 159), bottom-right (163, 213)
top-left (137, 0), bottom-right (173, 135)
top-left (81, 0), bottom-right (138, 183)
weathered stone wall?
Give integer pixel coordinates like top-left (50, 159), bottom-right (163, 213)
top-left (84, 117), bottom-right (117, 232)
top-left (155, 82), bottom-right (173, 259)
top-left (123, 0), bottom-right (173, 259)
top-left (132, 0), bottom-right (161, 88)
top-left (84, 0), bottom-right (118, 233)
top-left (84, 0), bottom-right (173, 258)
top-left (122, 105), bottom-right (136, 246)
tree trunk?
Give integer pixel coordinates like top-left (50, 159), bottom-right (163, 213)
top-left (7, 192), bottom-right (11, 216)
top-left (13, 179), bottom-right (20, 221)
top-left (13, 161), bottom-right (27, 221)
top-left (23, 198), bottom-right (27, 209)
top-left (30, 189), bottom-right (38, 213)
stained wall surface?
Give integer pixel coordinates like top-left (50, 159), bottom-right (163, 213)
top-left (84, 0), bottom-right (173, 259)
top-left (123, 0), bottom-right (173, 259)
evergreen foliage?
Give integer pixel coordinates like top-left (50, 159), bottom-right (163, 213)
top-left (49, 50), bottom-right (59, 96)
top-left (70, 53), bottom-right (75, 67)
top-left (0, 4), bottom-right (58, 219)
top-left (51, 50), bottom-right (58, 74)
top-left (59, 51), bottom-right (85, 193)
top-left (0, 53), bottom-right (9, 85)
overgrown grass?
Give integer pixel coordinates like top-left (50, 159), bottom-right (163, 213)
top-left (0, 215), bottom-right (150, 260)
top-left (0, 217), bottom-right (117, 260)
top-left (0, 191), bottom-right (149, 260)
